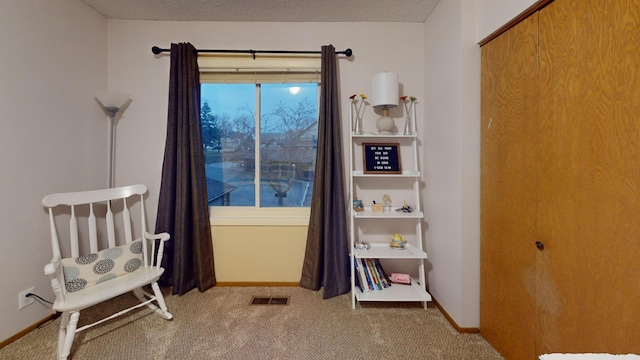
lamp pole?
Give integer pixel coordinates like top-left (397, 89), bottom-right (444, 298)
top-left (106, 107), bottom-right (118, 189)
top-left (95, 90), bottom-right (131, 188)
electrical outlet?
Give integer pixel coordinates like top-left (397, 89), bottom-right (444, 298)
top-left (19, 287), bottom-right (35, 309)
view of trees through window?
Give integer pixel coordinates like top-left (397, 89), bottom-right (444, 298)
top-left (201, 83), bottom-right (318, 207)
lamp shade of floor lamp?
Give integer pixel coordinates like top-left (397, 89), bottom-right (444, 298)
top-left (371, 72), bottom-right (399, 134)
top-left (95, 90), bottom-right (131, 188)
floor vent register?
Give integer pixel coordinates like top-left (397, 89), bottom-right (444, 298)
top-left (250, 296), bottom-right (290, 305)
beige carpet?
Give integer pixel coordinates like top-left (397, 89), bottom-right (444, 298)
top-left (0, 286), bottom-right (503, 359)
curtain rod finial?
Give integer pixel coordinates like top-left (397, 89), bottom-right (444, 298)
top-left (344, 48), bottom-right (353, 57)
top-left (152, 46), bottom-right (162, 55)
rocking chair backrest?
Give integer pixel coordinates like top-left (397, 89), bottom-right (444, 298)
top-left (42, 184), bottom-right (152, 267)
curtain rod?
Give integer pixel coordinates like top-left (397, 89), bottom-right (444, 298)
top-left (151, 46), bottom-right (352, 58)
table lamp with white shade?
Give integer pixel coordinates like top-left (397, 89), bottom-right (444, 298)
top-left (371, 72), bottom-right (399, 134)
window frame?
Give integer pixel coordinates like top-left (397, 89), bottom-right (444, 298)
top-left (199, 54), bottom-right (321, 226)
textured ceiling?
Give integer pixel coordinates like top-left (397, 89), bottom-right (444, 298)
top-left (81, 0), bottom-right (441, 22)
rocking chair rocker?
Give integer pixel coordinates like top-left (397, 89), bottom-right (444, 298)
top-left (42, 184), bottom-right (173, 360)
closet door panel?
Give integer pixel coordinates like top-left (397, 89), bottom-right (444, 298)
top-left (537, 0), bottom-right (640, 354)
top-left (480, 13), bottom-right (539, 360)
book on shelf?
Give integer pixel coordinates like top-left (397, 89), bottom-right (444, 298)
top-left (361, 259), bottom-right (376, 290)
top-left (354, 258), bottom-right (371, 292)
top-left (372, 259), bottom-right (392, 288)
top-left (364, 258), bottom-right (381, 290)
top-left (353, 258), bottom-right (392, 292)
top-left (354, 265), bottom-right (364, 292)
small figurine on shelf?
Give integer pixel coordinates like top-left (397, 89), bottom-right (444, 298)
top-left (353, 199), bottom-right (364, 212)
top-left (382, 194), bottom-right (392, 213)
top-left (371, 200), bottom-right (383, 214)
top-left (396, 200), bottom-right (414, 213)
top-left (355, 241), bottom-right (370, 250)
top-left (389, 233), bottom-right (407, 249)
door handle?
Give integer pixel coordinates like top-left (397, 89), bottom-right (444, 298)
top-left (535, 241), bottom-right (544, 250)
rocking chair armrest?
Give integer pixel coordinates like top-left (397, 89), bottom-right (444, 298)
top-left (44, 256), bottom-right (61, 276)
top-left (144, 231), bottom-right (170, 242)
top-left (144, 231), bottom-right (170, 267)
top-left (44, 255), bottom-right (66, 304)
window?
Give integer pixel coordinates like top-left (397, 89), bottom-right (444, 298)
top-left (198, 55), bottom-right (320, 224)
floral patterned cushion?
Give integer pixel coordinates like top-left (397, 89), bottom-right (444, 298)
top-left (61, 239), bottom-right (144, 293)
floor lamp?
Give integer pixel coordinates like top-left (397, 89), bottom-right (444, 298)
top-left (95, 91), bottom-right (131, 188)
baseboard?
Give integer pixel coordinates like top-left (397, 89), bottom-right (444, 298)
top-left (215, 281), bottom-right (300, 287)
top-left (431, 296), bottom-right (480, 334)
top-left (0, 312), bottom-right (59, 349)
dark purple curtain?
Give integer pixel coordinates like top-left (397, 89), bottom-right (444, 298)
top-left (156, 42), bottom-right (216, 295)
top-left (299, 45), bottom-right (350, 299)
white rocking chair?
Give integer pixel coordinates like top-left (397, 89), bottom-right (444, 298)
top-left (42, 184), bottom-right (173, 360)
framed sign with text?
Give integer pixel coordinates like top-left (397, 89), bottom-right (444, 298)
top-left (362, 143), bottom-right (401, 174)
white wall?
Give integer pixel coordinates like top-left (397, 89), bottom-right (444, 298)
top-left (424, 0), bottom-right (477, 328)
top-left (459, 0), bottom-right (483, 329)
top-left (0, 0), bottom-right (107, 342)
top-left (476, 0), bottom-right (538, 42)
top-left (106, 20), bottom-right (426, 226)
top-left (421, 0), bottom-right (538, 328)
top-left (106, 20), bottom-right (425, 240)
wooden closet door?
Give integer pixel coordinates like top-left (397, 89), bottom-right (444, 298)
top-left (480, 14), bottom-right (539, 360)
top-left (537, 0), bottom-right (640, 354)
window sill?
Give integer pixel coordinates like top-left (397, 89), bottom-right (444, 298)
top-left (209, 207), bottom-right (310, 226)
